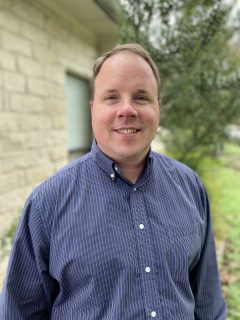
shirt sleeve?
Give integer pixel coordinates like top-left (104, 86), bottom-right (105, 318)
top-left (0, 193), bottom-right (59, 319)
top-left (190, 179), bottom-right (227, 320)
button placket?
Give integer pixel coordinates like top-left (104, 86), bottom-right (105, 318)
top-left (130, 186), bottom-right (160, 311)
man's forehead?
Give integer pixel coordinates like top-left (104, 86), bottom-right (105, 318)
top-left (93, 51), bottom-right (160, 99)
top-left (99, 52), bottom-right (151, 72)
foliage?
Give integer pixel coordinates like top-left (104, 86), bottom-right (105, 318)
top-left (200, 143), bottom-right (240, 319)
top-left (0, 217), bottom-right (19, 262)
top-left (119, 0), bottom-right (240, 169)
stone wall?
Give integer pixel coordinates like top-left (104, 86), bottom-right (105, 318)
top-left (0, 0), bottom-right (99, 236)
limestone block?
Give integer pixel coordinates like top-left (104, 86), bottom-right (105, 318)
top-left (17, 186), bottom-right (33, 201)
top-left (33, 44), bottom-right (57, 64)
top-left (36, 151), bottom-right (51, 166)
top-left (50, 146), bottom-right (67, 162)
top-left (0, 90), bottom-right (2, 110)
top-left (25, 166), bottom-right (54, 185)
top-left (1, 150), bottom-right (43, 172)
top-left (45, 98), bottom-right (66, 115)
top-left (3, 71), bottom-right (25, 92)
top-left (46, 82), bottom-right (60, 99)
top-left (0, 49), bottom-right (16, 70)
top-left (53, 84), bottom-right (66, 100)
top-left (44, 64), bottom-right (65, 85)
top-left (1, 155), bottom-right (16, 173)
top-left (1, 91), bottom-right (10, 111)
top-left (51, 115), bottom-right (66, 130)
top-left (45, 17), bottom-right (69, 42)
top-left (1, 152), bottom-right (36, 173)
top-left (20, 20), bottom-right (49, 46)
top-left (11, 1), bottom-right (45, 28)
top-left (0, 10), bottom-right (19, 32)
top-left (24, 131), bottom-right (46, 149)
top-left (19, 114), bottom-right (51, 131)
top-left (0, 210), bottom-right (19, 238)
top-left (0, 172), bottom-right (19, 193)
top-left (11, 94), bottom-right (44, 113)
top-left (17, 170), bottom-right (26, 187)
top-left (46, 130), bottom-right (67, 147)
top-left (58, 55), bottom-right (92, 80)
top-left (2, 31), bottom-right (32, 57)
top-left (18, 57), bottom-right (44, 77)
top-left (58, 54), bottom-right (79, 70)
top-left (0, 113), bottom-right (19, 131)
top-left (27, 78), bottom-right (49, 97)
top-left (1, 132), bottom-right (22, 152)
top-left (54, 40), bottom-right (75, 61)
top-left (0, 190), bottom-right (22, 217)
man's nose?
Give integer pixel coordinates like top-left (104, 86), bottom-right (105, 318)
top-left (117, 101), bottom-right (138, 118)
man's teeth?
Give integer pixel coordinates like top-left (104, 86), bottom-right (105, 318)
top-left (117, 128), bottom-right (138, 134)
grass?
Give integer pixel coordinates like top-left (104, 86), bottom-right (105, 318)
top-left (200, 143), bottom-right (240, 320)
top-left (0, 217), bottom-right (19, 262)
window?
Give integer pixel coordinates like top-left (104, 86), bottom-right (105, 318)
top-left (65, 74), bottom-right (92, 161)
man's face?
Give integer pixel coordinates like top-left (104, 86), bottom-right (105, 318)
top-left (91, 51), bottom-right (160, 166)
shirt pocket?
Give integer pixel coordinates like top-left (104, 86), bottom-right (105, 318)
top-left (166, 223), bottom-right (202, 283)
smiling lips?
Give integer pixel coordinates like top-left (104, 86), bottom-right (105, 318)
top-left (115, 128), bottom-right (140, 134)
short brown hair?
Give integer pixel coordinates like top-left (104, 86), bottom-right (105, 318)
top-left (92, 43), bottom-right (160, 99)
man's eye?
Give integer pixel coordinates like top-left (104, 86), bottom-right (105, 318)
top-left (105, 96), bottom-right (117, 101)
top-left (135, 96), bottom-right (149, 102)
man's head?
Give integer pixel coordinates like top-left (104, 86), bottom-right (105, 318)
top-left (92, 43), bottom-right (160, 100)
top-left (90, 43), bottom-right (160, 168)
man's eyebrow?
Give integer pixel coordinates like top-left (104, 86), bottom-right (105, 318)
top-left (135, 89), bottom-right (151, 94)
top-left (102, 89), bottom-right (118, 94)
top-left (101, 89), bottom-right (152, 95)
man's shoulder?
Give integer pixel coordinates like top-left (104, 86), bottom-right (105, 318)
top-left (151, 151), bottom-right (205, 201)
top-left (31, 151), bottom-right (93, 199)
top-left (152, 151), bottom-right (196, 177)
top-left (52, 151), bottom-right (92, 178)
top-left (19, 152), bottom-right (95, 234)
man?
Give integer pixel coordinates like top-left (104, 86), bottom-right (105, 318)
top-left (0, 43), bottom-right (226, 319)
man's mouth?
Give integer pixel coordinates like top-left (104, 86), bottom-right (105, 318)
top-left (115, 128), bottom-right (140, 134)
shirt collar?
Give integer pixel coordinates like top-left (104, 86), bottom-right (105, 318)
top-left (91, 140), bottom-right (116, 180)
top-left (91, 139), bottom-right (153, 183)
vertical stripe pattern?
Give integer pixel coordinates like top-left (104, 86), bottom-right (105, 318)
top-left (0, 140), bottom-right (226, 319)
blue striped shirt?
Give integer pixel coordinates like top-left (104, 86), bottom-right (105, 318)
top-left (0, 141), bottom-right (226, 319)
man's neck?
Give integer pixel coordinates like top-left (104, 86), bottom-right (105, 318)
top-left (117, 161), bottom-right (145, 184)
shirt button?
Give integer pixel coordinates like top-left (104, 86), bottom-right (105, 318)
top-left (133, 187), bottom-right (137, 191)
top-left (145, 266), bottom-right (151, 273)
top-left (139, 224), bottom-right (144, 230)
top-left (110, 173), bottom-right (115, 178)
top-left (151, 311), bottom-right (157, 318)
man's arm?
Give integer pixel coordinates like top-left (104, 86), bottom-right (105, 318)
top-left (190, 183), bottom-right (227, 320)
top-left (0, 195), bottom-right (58, 319)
